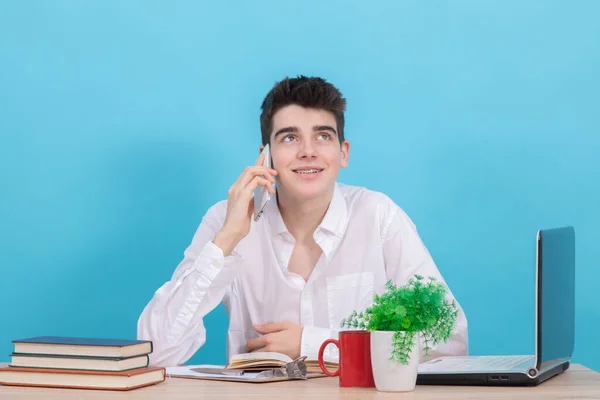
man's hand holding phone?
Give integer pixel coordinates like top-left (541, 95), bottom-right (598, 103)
top-left (213, 150), bottom-right (276, 256)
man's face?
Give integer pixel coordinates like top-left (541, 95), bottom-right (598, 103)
top-left (262, 104), bottom-right (350, 201)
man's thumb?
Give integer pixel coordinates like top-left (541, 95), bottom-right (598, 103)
top-left (247, 198), bottom-right (255, 217)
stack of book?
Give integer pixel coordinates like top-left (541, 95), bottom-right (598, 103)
top-left (0, 336), bottom-right (165, 391)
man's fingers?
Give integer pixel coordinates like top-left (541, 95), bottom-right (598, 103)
top-left (236, 167), bottom-right (277, 192)
top-left (251, 346), bottom-right (269, 353)
top-left (246, 335), bottom-right (269, 353)
top-left (254, 322), bottom-right (286, 334)
top-left (245, 165), bottom-right (277, 178)
top-left (244, 176), bottom-right (275, 198)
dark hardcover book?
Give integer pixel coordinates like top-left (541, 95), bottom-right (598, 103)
top-left (12, 337), bottom-right (152, 358)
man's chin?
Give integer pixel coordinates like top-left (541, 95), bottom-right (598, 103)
top-left (283, 183), bottom-right (334, 202)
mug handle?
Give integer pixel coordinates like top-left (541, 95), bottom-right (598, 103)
top-left (318, 339), bottom-right (340, 377)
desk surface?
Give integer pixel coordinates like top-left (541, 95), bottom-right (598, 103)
top-left (1, 364), bottom-right (599, 399)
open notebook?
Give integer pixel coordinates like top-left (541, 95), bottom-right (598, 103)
top-left (167, 352), bottom-right (337, 384)
top-left (227, 352), bottom-right (337, 374)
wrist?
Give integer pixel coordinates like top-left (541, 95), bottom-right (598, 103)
top-left (213, 229), bottom-right (243, 257)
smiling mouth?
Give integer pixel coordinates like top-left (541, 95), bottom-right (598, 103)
top-left (292, 168), bottom-right (324, 174)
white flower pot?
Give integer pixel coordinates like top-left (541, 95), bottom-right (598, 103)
top-left (370, 330), bottom-right (420, 392)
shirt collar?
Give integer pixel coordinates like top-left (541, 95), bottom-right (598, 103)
top-left (266, 182), bottom-right (348, 239)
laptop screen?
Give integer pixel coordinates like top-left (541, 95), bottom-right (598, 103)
top-left (537, 226), bottom-right (575, 371)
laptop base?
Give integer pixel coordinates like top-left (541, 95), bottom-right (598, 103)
top-left (417, 362), bottom-right (570, 386)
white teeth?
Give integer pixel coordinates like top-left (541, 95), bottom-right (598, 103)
top-left (295, 169), bottom-right (320, 174)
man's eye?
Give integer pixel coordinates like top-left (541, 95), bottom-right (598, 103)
top-left (317, 133), bottom-right (331, 140)
top-left (283, 135), bottom-right (296, 142)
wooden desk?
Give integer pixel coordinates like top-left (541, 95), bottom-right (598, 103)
top-left (1, 364), bottom-right (598, 399)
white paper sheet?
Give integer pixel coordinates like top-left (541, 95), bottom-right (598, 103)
top-left (166, 364), bottom-right (263, 380)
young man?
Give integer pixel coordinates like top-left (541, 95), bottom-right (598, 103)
top-left (137, 76), bottom-right (468, 367)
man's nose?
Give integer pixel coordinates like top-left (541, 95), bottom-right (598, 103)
top-left (298, 141), bottom-right (317, 159)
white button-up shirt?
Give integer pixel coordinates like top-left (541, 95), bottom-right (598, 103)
top-left (137, 182), bottom-right (468, 367)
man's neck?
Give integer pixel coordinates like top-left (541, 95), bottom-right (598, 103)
top-left (277, 187), bottom-right (334, 243)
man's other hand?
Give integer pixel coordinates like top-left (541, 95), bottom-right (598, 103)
top-left (246, 321), bottom-right (303, 359)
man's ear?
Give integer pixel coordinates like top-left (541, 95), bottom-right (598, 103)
top-left (340, 140), bottom-right (350, 168)
top-left (259, 144), bottom-right (264, 155)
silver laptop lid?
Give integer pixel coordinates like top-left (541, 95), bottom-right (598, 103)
top-left (534, 226), bottom-right (575, 374)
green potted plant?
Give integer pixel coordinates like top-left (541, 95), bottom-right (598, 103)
top-left (340, 274), bottom-right (458, 392)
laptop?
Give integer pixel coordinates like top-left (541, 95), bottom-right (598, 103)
top-left (417, 226), bottom-right (575, 386)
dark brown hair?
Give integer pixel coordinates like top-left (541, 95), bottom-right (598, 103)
top-left (260, 76), bottom-right (346, 145)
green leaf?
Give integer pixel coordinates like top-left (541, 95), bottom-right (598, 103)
top-left (401, 316), bottom-right (411, 329)
top-left (395, 305), bottom-right (406, 317)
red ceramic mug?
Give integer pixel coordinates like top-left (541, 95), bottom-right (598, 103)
top-left (317, 330), bottom-right (375, 387)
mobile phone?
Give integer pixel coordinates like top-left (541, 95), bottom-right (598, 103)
top-left (253, 144), bottom-right (273, 221)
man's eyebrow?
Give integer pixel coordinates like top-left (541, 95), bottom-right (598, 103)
top-left (273, 125), bottom-right (338, 139)
top-left (273, 126), bottom-right (299, 139)
top-left (313, 125), bottom-right (337, 135)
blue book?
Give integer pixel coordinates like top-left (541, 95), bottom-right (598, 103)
top-left (12, 336), bottom-right (152, 358)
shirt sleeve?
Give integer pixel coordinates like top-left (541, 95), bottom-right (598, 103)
top-left (382, 204), bottom-right (469, 361)
top-left (137, 202), bottom-right (241, 367)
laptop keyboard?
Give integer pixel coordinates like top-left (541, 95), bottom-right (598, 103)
top-left (428, 355), bottom-right (534, 372)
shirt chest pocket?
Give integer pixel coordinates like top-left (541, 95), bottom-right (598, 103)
top-left (325, 272), bottom-right (374, 328)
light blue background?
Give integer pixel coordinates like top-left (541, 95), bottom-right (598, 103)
top-left (1, 1), bottom-right (598, 371)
